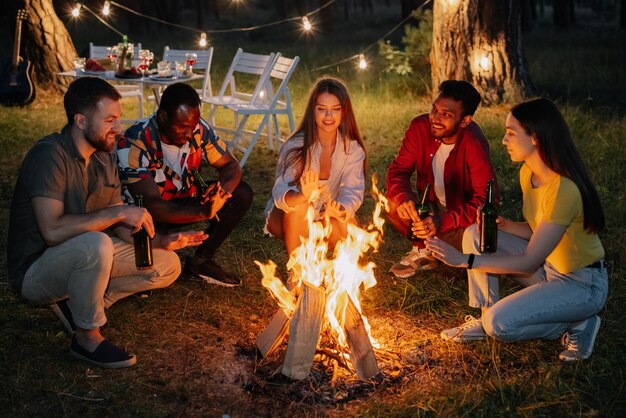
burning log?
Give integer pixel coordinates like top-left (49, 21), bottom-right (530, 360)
top-left (282, 283), bottom-right (326, 380)
top-left (256, 308), bottom-right (290, 358)
top-left (256, 178), bottom-right (389, 381)
top-left (338, 293), bottom-right (380, 379)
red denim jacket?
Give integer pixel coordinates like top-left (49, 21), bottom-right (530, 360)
top-left (386, 114), bottom-right (499, 234)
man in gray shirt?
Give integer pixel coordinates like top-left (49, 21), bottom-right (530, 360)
top-left (7, 77), bottom-right (206, 368)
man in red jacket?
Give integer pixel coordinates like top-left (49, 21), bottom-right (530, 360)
top-left (386, 80), bottom-right (498, 278)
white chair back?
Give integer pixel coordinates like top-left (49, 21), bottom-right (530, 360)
top-left (162, 46), bottom-right (214, 98)
top-left (225, 53), bottom-right (300, 167)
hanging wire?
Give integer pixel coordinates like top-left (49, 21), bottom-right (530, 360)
top-left (109, 0), bottom-right (337, 34)
top-left (81, 3), bottom-right (125, 37)
top-left (310, 0), bottom-right (432, 72)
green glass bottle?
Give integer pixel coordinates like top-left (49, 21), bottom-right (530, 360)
top-left (480, 179), bottom-right (498, 253)
top-left (191, 167), bottom-right (208, 196)
top-left (133, 194), bottom-right (153, 267)
top-left (408, 183), bottom-right (431, 243)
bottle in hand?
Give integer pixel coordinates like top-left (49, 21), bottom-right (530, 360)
top-left (480, 179), bottom-right (498, 253)
top-left (408, 183), bottom-right (431, 243)
top-left (191, 167), bottom-right (208, 196)
top-left (133, 194), bottom-right (153, 267)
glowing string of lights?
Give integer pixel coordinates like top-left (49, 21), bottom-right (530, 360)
top-left (311, 0), bottom-right (432, 72)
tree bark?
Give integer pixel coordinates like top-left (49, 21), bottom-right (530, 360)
top-left (22, 0), bottom-right (77, 94)
top-left (430, 0), bottom-right (535, 105)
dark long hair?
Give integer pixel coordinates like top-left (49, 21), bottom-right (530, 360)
top-left (511, 98), bottom-right (604, 233)
top-left (281, 77), bottom-right (366, 182)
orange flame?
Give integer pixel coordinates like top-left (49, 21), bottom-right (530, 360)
top-left (257, 176), bottom-right (389, 350)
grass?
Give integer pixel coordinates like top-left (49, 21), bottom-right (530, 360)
top-left (1, 3), bottom-right (626, 417)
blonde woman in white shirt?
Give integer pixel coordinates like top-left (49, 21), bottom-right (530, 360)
top-left (265, 77), bottom-right (367, 255)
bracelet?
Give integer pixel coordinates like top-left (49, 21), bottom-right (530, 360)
top-left (467, 253), bottom-right (475, 270)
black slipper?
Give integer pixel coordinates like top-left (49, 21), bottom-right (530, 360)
top-left (70, 337), bottom-right (137, 369)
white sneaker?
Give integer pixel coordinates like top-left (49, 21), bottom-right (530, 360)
top-left (559, 315), bottom-right (601, 361)
top-left (441, 315), bottom-right (486, 342)
top-left (389, 247), bottom-right (437, 278)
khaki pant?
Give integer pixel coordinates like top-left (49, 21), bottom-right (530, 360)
top-left (21, 232), bottom-right (181, 329)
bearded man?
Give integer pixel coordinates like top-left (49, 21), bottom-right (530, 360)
top-left (385, 80), bottom-right (499, 278)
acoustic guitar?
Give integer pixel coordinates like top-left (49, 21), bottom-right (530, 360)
top-left (0, 9), bottom-right (36, 106)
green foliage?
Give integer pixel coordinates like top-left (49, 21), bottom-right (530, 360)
top-left (378, 9), bottom-right (433, 76)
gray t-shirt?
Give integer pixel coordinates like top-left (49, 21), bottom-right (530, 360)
top-left (7, 125), bottom-right (123, 292)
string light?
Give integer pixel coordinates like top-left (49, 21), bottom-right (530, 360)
top-left (71, 3), bottom-right (82, 17)
top-left (302, 16), bottom-right (312, 31)
top-left (479, 54), bottom-right (491, 71)
top-left (358, 54), bottom-right (367, 70)
top-left (102, 1), bottom-right (110, 16)
top-left (199, 32), bottom-right (208, 47)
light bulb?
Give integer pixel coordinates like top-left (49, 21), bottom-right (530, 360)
top-left (358, 54), bottom-right (367, 70)
top-left (479, 55), bottom-right (491, 71)
top-left (302, 16), bottom-right (312, 31)
top-left (199, 33), bottom-right (207, 48)
top-left (102, 1), bottom-right (110, 15)
top-left (72, 3), bottom-right (81, 17)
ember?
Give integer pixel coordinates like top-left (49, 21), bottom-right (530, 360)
top-left (256, 178), bottom-right (389, 380)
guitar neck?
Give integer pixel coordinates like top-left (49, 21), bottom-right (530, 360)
top-left (12, 12), bottom-right (24, 69)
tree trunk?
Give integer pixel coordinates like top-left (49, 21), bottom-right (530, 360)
top-left (22, 0), bottom-right (77, 94)
top-left (430, 0), bottom-right (535, 105)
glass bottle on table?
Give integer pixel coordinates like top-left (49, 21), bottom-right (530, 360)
top-left (408, 183), bottom-right (431, 243)
top-left (480, 179), bottom-right (498, 253)
top-left (133, 194), bottom-right (153, 267)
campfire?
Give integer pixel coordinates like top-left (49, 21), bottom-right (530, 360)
top-left (255, 179), bottom-right (389, 380)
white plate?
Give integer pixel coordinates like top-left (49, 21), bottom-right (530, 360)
top-left (79, 69), bottom-right (108, 75)
top-left (149, 74), bottom-right (178, 81)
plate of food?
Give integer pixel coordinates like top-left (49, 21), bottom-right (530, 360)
top-left (148, 74), bottom-right (177, 81)
top-left (115, 68), bottom-right (142, 79)
top-left (81, 58), bottom-right (108, 74)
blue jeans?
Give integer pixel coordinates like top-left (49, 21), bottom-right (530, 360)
top-left (462, 226), bottom-right (608, 341)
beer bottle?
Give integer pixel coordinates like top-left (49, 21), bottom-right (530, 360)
top-left (480, 179), bottom-right (498, 253)
top-left (408, 183), bottom-right (431, 243)
top-left (133, 194), bottom-right (153, 267)
top-left (191, 167), bottom-right (208, 196)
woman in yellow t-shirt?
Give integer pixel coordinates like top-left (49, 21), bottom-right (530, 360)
top-left (425, 98), bottom-right (607, 361)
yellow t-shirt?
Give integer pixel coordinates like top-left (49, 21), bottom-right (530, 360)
top-left (520, 164), bottom-right (604, 274)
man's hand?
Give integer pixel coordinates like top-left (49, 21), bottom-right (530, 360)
top-left (207, 188), bottom-right (232, 220)
top-left (119, 205), bottom-right (155, 237)
top-left (410, 215), bottom-right (439, 239)
top-left (396, 200), bottom-right (419, 222)
top-left (156, 230), bottom-right (208, 251)
top-left (199, 181), bottom-right (221, 205)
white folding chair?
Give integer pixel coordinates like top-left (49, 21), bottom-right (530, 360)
top-left (201, 48), bottom-right (276, 127)
top-left (162, 46), bottom-right (214, 100)
top-left (89, 42), bottom-right (144, 123)
top-left (225, 54), bottom-right (300, 167)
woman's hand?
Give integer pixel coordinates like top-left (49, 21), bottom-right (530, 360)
top-left (425, 236), bottom-right (469, 268)
top-left (324, 200), bottom-right (347, 222)
top-left (299, 170), bottom-right (322, 201)
top-left (156, 231), bottom-right (208, 251)
top-left (474, 204), bottom-right (509, 233)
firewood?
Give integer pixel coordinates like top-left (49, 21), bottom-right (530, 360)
top-left (282, 283), bottom-right (326, 380)
top-left (341, 293), bottom-right (380, 380)
top-left (256, 308), bottom-right (290, 358)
